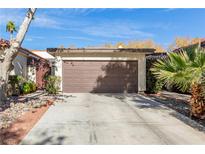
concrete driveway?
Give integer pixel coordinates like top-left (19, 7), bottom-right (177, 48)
top-left (21, 93), bottom-right (205, 145)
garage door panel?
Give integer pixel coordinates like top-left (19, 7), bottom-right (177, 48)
top-left (63, 82), bottom-right (137, 87)
top-left (63, 73), bottom-right (133, 78)
top-left (63, 67), bottom-right (134, 72)
top-left (63, 69), bottom-right (132, 73)
top-left (62, 60), bottom-right (138, 93)
top-left (64, 72), bottom-right (137, 77)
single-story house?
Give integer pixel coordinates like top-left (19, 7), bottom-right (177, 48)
top-left (0, 47), bottom-right (51, 89)
top-left (48, 48), bottom-right (154, 93)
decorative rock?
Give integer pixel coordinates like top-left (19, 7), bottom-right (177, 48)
top-left (0, 93), bottom-right (56, 129)
top-left (10, 102), bottom-right (15, 108)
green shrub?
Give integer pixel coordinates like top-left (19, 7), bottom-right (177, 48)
top-left (45, 75), bottom-right (61, 94)
top-left (8, 75), bottom-right (25, 96)
top-left (28, 81), bottom-right (37, 92)
top-left (146, 56), bottom-right (163, 94)
top-left (22, 82), bottom-right (31, 94)
top-left (20, 80), bottom-right (37, 94)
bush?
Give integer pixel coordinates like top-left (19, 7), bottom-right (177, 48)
top-left (22, 82), bottom-right (31, 94)
top-left (146, 55), bottom-right (163, 94)
top-left (28, 81), bottom-right (37, 92)
top-left (21, 80), bottom-right (37, 94)
top-left (45, 75), bottom-right (61, 94)
top-left (8, 75), bottom-right (25, 96)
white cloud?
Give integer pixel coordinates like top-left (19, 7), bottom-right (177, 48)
top-left (70, 21), bottom-right (154, 39)
top-left (70, 8), bottom-right (107, 15)
top-left (25, 38), bottom-right (33, 42)
top-left (82, 26), bottom-right (153, 39)
top-left (58, 36), bottom-right (95, 41)
top-left (0, 9), bottom-right (154, 40)
top-left (0, 9), bottom-right (25, 26)
top-left (32, 15), bottom-right (61, 29)
top-left (0, 9), bottom-right (62, 30)
top-left (25, 36), bottom-right (45, 42)
top-left (40, 8), bottom-right (107, 16)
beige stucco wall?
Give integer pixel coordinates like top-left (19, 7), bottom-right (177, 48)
top-left (55, 53), bottom-right (147, 92)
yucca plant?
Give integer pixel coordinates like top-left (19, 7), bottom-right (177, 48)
top-left (151, 47), bottom-right (205, 118)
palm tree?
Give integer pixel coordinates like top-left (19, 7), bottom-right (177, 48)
top-left (6, 21), bottom-right (17, 41)
top-left (151, 47), bottom-right (205, 118)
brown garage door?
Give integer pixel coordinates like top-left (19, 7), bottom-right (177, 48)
top-left (62, 60), bottom-right (138, 93)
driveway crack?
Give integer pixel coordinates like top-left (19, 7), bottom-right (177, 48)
top-left (88, 120), bottom-right (98, 144)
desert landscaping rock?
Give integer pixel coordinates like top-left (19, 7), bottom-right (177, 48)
top-left (144, 91), bottom-right (205, 127)
top-left (0, 92), bottom-right (58, 130)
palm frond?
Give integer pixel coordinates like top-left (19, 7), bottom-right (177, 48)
top-left (151, 50), bottom-right (202, 92)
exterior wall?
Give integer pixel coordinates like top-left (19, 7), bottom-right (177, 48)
top-left (53, 56), bottom-right (63, 91)
top-left (0, 53), bottom-right (28, 79)
top-left (137, 56), bottom-right (146, 91)
top-left (48, 48), bottom-right (154, 92)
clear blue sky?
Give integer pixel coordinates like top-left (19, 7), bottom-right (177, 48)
top-left (0, 8), bottom-right (205, 50)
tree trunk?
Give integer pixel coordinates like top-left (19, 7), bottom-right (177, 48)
top-left (0, 8), bottom-right (36, 103)
top-left (190, 83), bottom-right (205, 119)
top-left (10, 33), bottom-right (12, 42)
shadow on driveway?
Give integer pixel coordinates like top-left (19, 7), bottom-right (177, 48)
top-left (94, 93), bottom-right (205, 133)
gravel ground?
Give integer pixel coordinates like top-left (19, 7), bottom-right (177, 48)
top-left (0, 93), bottom-right (68, 130)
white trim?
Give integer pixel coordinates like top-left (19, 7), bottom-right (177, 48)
top-left (61, 57), bottom-right (140, 61)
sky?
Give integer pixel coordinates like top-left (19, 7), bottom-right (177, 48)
top-left (0, 8), bottom-right (205, 50)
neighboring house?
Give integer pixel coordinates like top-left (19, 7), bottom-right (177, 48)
top-left (0, 47), bottom-right (40, 80)
top-left (0, 46), bottom-right (51, 89)
top-left (172, 39), bottom-right (205, 53)
top-left (146, 39), bottom-right (205, 60)
top-left (48, 48), bottom-right (154, 93)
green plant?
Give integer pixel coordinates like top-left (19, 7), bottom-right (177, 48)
top-left (22, 82), bottom-right (31, 94)
top-left (6, 21), bottom-right (17, 41)
top-left (146, 57), bottom-right (163, 94)
top-left (8, 75), bottom-right (24, 96)
top-left (20, 80), bottom-right (37, 94)
top-left (45, 75), bottom-right (61, 94)
top-left (28, 81), bottom-right (37, 92)
top-left (151, 47), bottom-right (205, 118)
